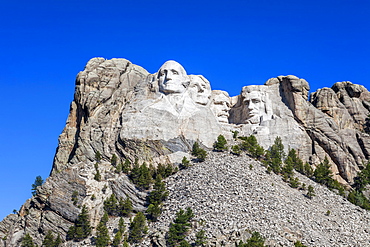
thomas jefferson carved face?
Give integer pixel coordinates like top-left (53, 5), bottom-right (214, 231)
top-left (211, 91), bottom-right (231, 123)
top-left (158, 61), bottom-right (190, 94)
top-left (189, 75), bottom-right (211, 105)
top-left (242, 89), bottom-right (268, 124)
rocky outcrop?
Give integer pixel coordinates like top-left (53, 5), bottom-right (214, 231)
top-left (1, 57), bottom-right (369, 246)
top-left (228, 75), bottom-right (370, 183)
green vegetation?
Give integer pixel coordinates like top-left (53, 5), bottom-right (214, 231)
top-left (167, 207), bottom-right (194, 247)
top-left (313, 157), bottom-right (345, 194)
top-left (94, 163), bottom-right (101, 181)
top-left (236, 231), bottom-right (265, 247)
top-left (231, 145), bottom-right (241, 156)
top-left (154, 163), bottom-right (175, 179)
top-left (239, 135), bottom-right (264, 158)
top-left (213, 134), bottom-right (228, 152)
top-left (128, 212), bottom-right (148, 243)
top-left (95, 212), bottom-right (110, 247)
top-left (42, 231), bottom-right (62, 247)
top-left (195, 229), bottom-right (207, 246)
top-left (111, 154), bottom-right (118, 167)
top-left (347, 190), bottom-right (370, 210)
top-left (306, 185), bottom-right (315, 199)
top-left (294, 241), bottom-right (308, 247)
top-left (21, 233), bottom-right (36, 247)
top-left (95, 151), bottom-right (102, 162)
top-left (354, 161), bottom-right (370, 191)
top-left (147, 175), bottom-right (169, 221)
top-left (103, 194), bottom-right (133, 217)
top-left (348, 161), bottom-right (370, 210)
top-left (313, 157), bottom-right (333, 186)
top-left (66, 205), bottom-right (91, 241)
top-left (130, 162), bottom-right (152, 190)
top-left (232, 130), bottom-right (239, 139)
top-left (180, 156), bottom-right (190, 169)
top-left (265, 136), bottom-right (285, 174)
top-left (31, 175), bottom-right (44, 196)
top-left (112, 217), bottom-right (125, 247)
top-left (71, 191), bottom-right (78, 206)
top-left (192, 142), bottom-right (207, 162)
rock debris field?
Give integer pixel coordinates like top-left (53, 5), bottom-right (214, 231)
top-left (148, 152), bottom-right (370, 247)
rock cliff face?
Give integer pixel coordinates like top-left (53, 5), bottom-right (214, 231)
top-left (0, 58), bottom-right (369, 246)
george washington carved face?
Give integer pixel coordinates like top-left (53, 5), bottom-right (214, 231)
top-left (158, 60), bottom-right (190, 94)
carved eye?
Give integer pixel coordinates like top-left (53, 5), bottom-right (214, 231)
top-left (172, 70), bottom-right (179, 75)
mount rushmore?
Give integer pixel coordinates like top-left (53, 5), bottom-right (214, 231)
top-left (52, 57), bottom-right (370, 184)
top-left (1, 57), bottom-right (370, 246)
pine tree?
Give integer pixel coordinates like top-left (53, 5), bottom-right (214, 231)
top-left (303, 162), bottom-right (314, 177)
top-left (307, 185), bottom-right (315, 199)
top-left (129, 212), bottom-right (148, 243)
top-left (112, 217), bottom-right (125, 247)
top-left (192, 142), bottom-right (201, 156)
top-left (94, 163), bottom-right (101, 181)
top-left (167, 208), bottom-right (194, 247)
top-left (314, 157), bottom-right (333, 186)
top-left (232, 130), bottom-right (239, 139)
top-left (115, 162), bottom-right (123, 173)
top-left (179, 240), bottom-right (192, 247)
top-left (96, 212), bottom-right (110, 247)
top-left (120, 197), bottom-right (133, 217)
top-left (122, 159), bottom-right (131, 173)
top-left (111, 154), bottom-right (118, 167)
top-left (21, 233), bottom-right (36, 247)
top-left (130, 162), bottom-right (153, 190)
top-left (231, 145), bottom-right (241, 156)
top-left (268, 136), bottom-right (285, 174)
top-left (236, 231), bottom-right (265, 247)
top-left (137, 163), bottom-right (152, 190)
top-left (286, 149), bottom-right (304, 174)
top-left (354, 161), bottom-right (370, 191)
top-left (146, 203), bottom-right (161, 221)
top-left (181, 156), bottom-right (190, 169)
top-left (31, 175), bottom-right (44, 196)
top-left (112, 232), bottom-right (122, 247)
top-left (54, 234), bottom-right (62, 246)
top-left (192, 142), bottom-right (208, 162)
top-left (104, 194), bottom-right (119, 216)
top-left (195, 229), bottom-right (207, 246)
top-left (294, 240), bottom-right (308, 247)
top-left (42, 230), bottom-right (55, 247)
top-left (213, 134), bottom-right (228, 152)
top-left (66, 205), bottom-right (91, 241)
top-left (95, 151), bottom-right (102, 162)
top-left (148, 175), bottom-right (169, 205)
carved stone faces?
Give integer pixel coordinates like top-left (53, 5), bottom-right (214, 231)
top-left (211, 90), bottom-right (231, 123)
top-left (189, 75), bottom-right (211, 105)
top-left (158, 60), bottom-right (190, 94)
top-left (241, 87), bottom-right (269, 124)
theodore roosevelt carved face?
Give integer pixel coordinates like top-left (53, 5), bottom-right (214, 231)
top-left (158, 60), bottom-right (190, 94)
top-left (210, 90), bottom-right (231, 123)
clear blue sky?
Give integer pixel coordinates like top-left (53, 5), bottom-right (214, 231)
top-left (0, 0), bottom-right (369, 220)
